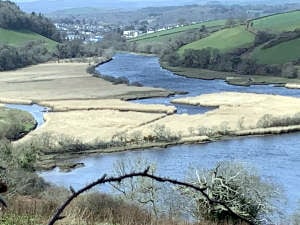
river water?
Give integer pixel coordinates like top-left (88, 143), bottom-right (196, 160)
top-left (40, 53), bottom-right (300, 216)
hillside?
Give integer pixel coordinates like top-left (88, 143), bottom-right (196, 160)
top-left (247, 11), bottom-right (300, 65)
top-left (251, 10), bottom-right (300, 33)
top-left (178, 26), bottom-right (255, 54)
top-left (251, 37), bottom-right (300, 64)
top-left (130, 20), bottom-right (226, 44)
top-left (0, 28), bottom-right (57, 49)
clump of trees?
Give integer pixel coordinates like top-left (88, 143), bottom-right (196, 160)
top-left (0, 41), bottom-right (52, 71)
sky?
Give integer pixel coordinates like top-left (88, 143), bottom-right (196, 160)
top-left (12, 0), bottom-right (39, 1)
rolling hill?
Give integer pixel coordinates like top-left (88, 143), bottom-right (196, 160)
top-left (251, 10), bottom-right (300, 33)
top-left (251, 37), bottom-right (300, 65)
top-left (175, 10), bottom-right (300, 65)
top-left (178, 26), bottom-right (255, 54)
top-left (130, 20), bottom-right (226, 44)
top-left (0, 28), bottom-right (57, 49)
top-left (248, 10), bottom-right (300, 64)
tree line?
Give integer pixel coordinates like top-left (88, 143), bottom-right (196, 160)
top-left (0, 0), bottom-right (61, 42)
top-left (0, 41), bottom-right (52, 71)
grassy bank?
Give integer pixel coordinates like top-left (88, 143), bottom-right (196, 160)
top-left (161, 61), bottom-right (300, 86)
top-left (0, 107), bottom-right (36, 140)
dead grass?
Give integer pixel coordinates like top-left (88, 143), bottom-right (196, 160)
top-left (16, 92), bottom-right (300, 152)
top-left (40, 99), bottom-right (176, 114)
top-left (0, 62), bottom-right (171, 103)
top-left (18, 110), bottom-right (167, 144)
top-left (128, 92), bottom-right (300, 139)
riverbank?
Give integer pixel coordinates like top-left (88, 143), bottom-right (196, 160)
top-left (0, 107), bottom-right (37, 140)
top-left (161, 61), bottom-right (300, 87)
top-left (2, 56), bottom-right (300, 171)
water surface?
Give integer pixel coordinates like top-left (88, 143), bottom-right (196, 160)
top-left (41, 53), bottom-right (300, 216)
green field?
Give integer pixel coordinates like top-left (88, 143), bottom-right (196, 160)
top-left (0, 28), bottom-right (57, 49)
top-left (178, 26), bottom-right (255, 54)
top-left (130, 20), bottom-right (226, 43)
top-left (252, 10), bottom-right (300, 33)
top-left (251, 37), bottom-right (300, 64)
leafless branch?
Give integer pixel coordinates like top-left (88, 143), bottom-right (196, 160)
top-left (47, 167), bottom-right (255, 225)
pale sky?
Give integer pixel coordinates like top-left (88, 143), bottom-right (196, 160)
top-left (12, 0), bottom-right (38, 2)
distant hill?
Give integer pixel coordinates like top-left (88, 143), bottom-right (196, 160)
top-left (251, 10), bottom-right (300, 33)
top-left (18, 0), bottom-right (204, 13)
top-left (17, 0), bottom-right (300, 13)
top-left (130, 20), bottom-right (226, 44)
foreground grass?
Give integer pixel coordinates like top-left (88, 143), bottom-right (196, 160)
top-left (178, 26), bottom-right (255, 54)
top-left (251, 10), bottom-right (300, 33)
top-left (251, 37), bottom-right (300, 64)
top-left (1, 190), bottom-right (245, 225)
top-left (0, 28), bottom-right (57, 49)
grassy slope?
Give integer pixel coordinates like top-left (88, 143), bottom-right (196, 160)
top-left (0, 107), bottom-right (36, 139)
top-left (178, 26), bottom-right (255, 54)
top-left (130, 20), bottom-right (226, 43)
top-left (251, 37), bottom-right (300, 64)
top-left (249, 11), bottom-right (300, 64)
top-left (0, 28), bottom-right (57, 49)
top-left (252, 10), bottom-right (300, 33)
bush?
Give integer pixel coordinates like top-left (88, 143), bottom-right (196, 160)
top-left (181, 162), bottom-right (280, 224)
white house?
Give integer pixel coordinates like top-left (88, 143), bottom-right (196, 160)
top-left (123, 30), bottom-right (139, 38)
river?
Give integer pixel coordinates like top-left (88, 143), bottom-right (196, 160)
top-left (40, 53), bottom-right (300, 216)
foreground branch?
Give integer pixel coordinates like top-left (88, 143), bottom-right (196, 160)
top-left (47, 167), bottom-right (255, 225)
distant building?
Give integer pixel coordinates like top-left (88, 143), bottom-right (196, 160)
top-left (123, 30), bottom-right (139, 38)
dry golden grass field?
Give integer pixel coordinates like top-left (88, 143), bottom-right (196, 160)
top-left (0, 62), bottom-right (171, 103)
top-left (2, 62), bottom-right (300, 152)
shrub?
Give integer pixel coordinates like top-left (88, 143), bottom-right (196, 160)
top-left (152, 125), bottom-right (181, 142)
top-left (181, 162), bottom-right (280, 224)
